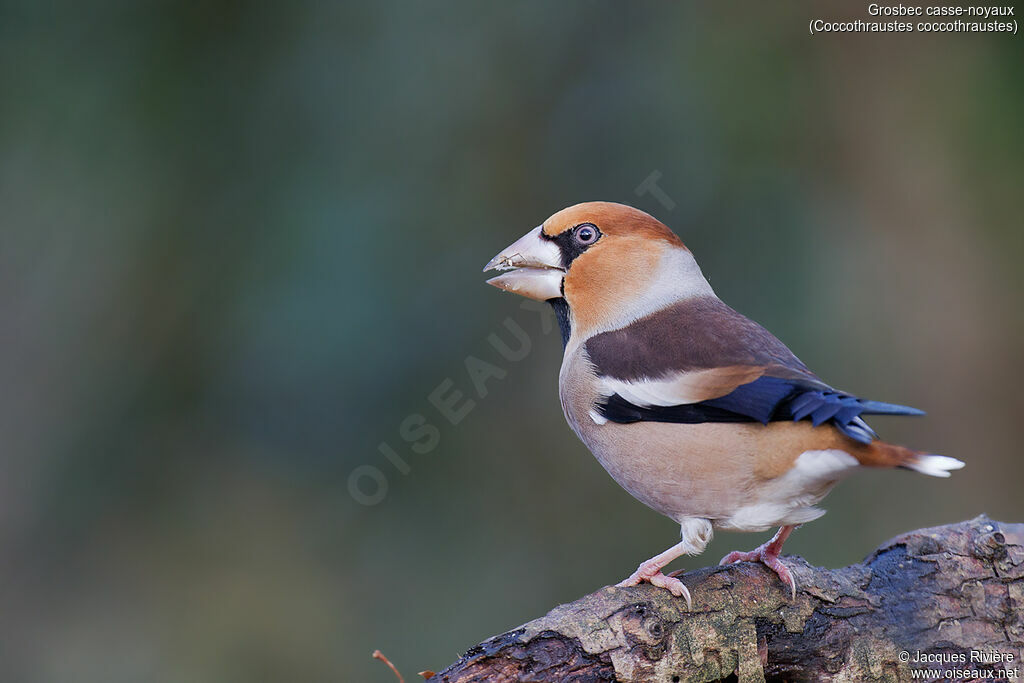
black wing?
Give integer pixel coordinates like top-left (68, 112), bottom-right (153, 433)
top-left (597, 375), bottom-right (924, 444)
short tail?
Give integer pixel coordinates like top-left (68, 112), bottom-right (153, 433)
top-left (856, 440), bottom-right (965, 478)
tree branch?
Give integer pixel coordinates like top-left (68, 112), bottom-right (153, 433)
top-left (429, 516), bottom-right (1024, 682)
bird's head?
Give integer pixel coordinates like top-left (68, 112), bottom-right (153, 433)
top-left (483, 201), bottom-right (713, 343)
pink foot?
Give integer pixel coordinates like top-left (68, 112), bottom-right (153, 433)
top-left (720, 545), bottom-right (796, 599)
top-left (617, 559), bottom-right (692, 609)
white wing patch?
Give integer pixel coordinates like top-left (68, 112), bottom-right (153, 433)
top-left (599, 374), bottom-right (705, 407)
top-left (597, 366), bottom-right (764, 408)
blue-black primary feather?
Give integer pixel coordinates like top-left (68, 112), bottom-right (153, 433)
top-left (597, 376), bottom-right (924, 444)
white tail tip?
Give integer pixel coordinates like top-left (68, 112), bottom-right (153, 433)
top-left (906, 454), bottom-right (965, 478)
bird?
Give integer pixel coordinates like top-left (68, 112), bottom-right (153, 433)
top-left (482, 201), bottom-right (963, 608)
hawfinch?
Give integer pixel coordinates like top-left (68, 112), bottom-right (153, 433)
top-left (483, 201), bottom-right (963, 607)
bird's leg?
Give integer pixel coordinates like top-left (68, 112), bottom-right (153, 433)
top-left (719, 525), bottom-right (798, 599)
top-left (617, 541), bottom-right (693, 606)
top-left (617, 519), bottom-right (711, 609)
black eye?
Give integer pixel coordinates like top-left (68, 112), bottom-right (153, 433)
top-left (574, 224), bottom-right (599, 245)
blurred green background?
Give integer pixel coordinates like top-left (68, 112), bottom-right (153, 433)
top-left (2, 2), bottom-right (1022, 681)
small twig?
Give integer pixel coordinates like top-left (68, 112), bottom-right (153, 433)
top-left (372, 650), bottom-right (405, 683)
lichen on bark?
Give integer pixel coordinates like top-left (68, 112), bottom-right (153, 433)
top-left (431, 516), bottom-right (1024, 682)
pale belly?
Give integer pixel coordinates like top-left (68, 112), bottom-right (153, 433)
top-left (558, 354), bottom-right (855, 530)
top-left (583, 419), bottom-right (850, 528)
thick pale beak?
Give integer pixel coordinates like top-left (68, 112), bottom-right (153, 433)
top-left (482, 226), bottom-right (565, 301)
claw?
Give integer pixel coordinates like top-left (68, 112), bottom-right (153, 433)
top-left (720, 526), bottom-right (799, 600)
top-left (719, 549), bottom-right (755, 566)
top-left (618, 568), bottom-right (692, 609)
top-left (765, 556), bottom-right (797, 601)
top-left (615, 533), bottom-right (708, 609)
top-left (721, 547), bottom-right (796, 598)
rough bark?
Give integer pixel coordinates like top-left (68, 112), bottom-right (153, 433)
top-left (430, 516), bottom-right (1024, 682)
